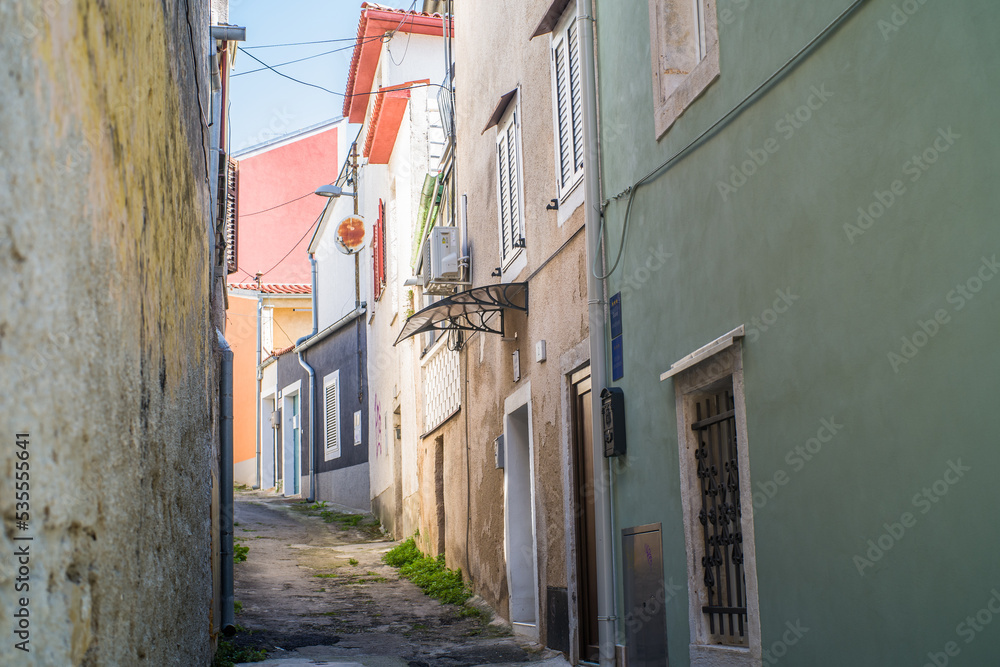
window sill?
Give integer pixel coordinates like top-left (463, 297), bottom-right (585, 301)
top-left (690, 643), bottom-right (759, 667)
top-left (501, 248), bottom-right (527, 283)
top-left (556, 176), bottom-right (585, 227)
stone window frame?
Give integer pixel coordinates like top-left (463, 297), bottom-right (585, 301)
top-left (647, 0), bottom-right (721, 139)
top-left (671, 342), bottom-right (762, 666)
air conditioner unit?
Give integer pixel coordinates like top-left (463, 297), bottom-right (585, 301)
top-left (421, 227), bottom-right (461, 295)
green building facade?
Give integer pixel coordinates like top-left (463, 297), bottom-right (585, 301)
top-left (593, 0), bottom-right (1000, 664)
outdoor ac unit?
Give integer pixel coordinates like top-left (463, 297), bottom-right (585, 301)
top-left (421, 227), bottom-right (461, 295)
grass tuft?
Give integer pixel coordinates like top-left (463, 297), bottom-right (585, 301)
top-left (383, 538), bottom-right (470, 605)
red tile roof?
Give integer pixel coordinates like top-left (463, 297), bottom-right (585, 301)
top-left (344, 3), bottom-right (453, 122)
top-left (231, 283), bottom-right (312, 295)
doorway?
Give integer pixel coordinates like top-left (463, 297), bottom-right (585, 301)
top-left (504, 386), bottom-right (539, 637)
top-left (282, 386), bottom-right (301, 496)
top-left (571, 365), bottom-right (599, 663)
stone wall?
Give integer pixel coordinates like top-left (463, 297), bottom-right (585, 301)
top-left (0, 0), bottom-right (218, 664)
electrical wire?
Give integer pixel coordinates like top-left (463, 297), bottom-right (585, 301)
top-left (243, 37), bottom-right (366, 49)
top-left (239, 48), bottom-right (449, 100)
top-left (240, 49), bottom-right (342, 96)
top-left (595, 0), bottom-right (870, 280)
top-left (255, 217), bottom-right (321, 278)
top-left (241, 192), bottom-right (315, 217)
top-left (233, 46), bottom-right (356, 77)
top-left (386, 1), bottom-right (418, 66)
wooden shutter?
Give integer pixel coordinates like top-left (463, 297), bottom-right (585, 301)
top-left (495, 110), bottom-right (523, 267)
top-left (223, 156), bottom-right (239, 274)
top-left (568, 21), bottom-right (584, 175)
top-left (554, 37), bottom-right (572, 188)
top-left (552, 18), bottom-right (584, 195)
top-left (324, 372), bottom-right (340, 455)
top-left (373, 199), bottom-right (386, 301)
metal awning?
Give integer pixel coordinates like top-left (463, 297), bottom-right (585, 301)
top-left (394, 283), bottom-right (528, 345)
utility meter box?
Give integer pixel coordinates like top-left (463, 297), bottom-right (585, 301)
top-left (601, 387), bottom-right (626, 458)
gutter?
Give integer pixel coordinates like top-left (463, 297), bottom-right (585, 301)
top-left (217, 330), bottom-right (236, 636)
top-left (294, 304), bottom-right (368, 355)
top-left (578, 0), bottom-right (617, 664)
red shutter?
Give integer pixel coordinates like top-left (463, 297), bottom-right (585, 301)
top-left (373, 199), bottom-right (386, 301)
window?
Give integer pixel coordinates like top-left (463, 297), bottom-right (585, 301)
top-left (372, 199), bottom-right (386, 301)
top-left (672, 344), bottom-right (761, 664)
top-left (550, 10), bottom-right (584, 199)
top-left (261, 307), bottom-right (273, 354)
top-left (495, 102), bottom-right (525, 268)
top-left (323, 370), bottom-right (341, 461)
top-left (647, 0), bottom-right (720, 138)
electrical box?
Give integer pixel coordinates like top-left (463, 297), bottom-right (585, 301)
top-left (494, 434), bottom-right (505, 469)
top-left (601, 387), bottom-right (626, 457)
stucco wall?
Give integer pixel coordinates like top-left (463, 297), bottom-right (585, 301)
top-left (0, 0), bottom-right (218, 664)
top-left (227, 293), bottom-right (259, 479)
top-left (454, 0), bottom-right (589, 649)
top-left (596, 0), bottom-right (1000, 664)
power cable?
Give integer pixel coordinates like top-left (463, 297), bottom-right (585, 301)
top-left (240, 49), bottom-right (342, 96)
top-left (241, 192), bottom-right (314, 217)
top-left (256, 217), bottom-right (321, 278)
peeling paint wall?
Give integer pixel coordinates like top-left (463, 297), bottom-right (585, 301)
top-left (0, 0), bottom-right (218, 664)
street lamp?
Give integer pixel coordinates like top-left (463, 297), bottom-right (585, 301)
top-left (314, 184), bottom-right (356, 198)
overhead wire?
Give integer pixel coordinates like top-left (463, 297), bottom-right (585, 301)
top-left (241, 192), bottom-right (315, 217)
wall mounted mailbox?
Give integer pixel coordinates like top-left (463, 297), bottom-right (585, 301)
top-left (601, 387), bottom-right (626, 457)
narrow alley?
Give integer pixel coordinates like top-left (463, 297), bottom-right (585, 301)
top-left (227, 492), bottom-right (569, 667)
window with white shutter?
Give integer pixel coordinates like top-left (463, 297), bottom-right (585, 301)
top-left (495, 102), bottom-right (525, 268)
top-left (551, 11), bottom-right (584, 197)
top-left (323, 370), bottom-right (341, 461)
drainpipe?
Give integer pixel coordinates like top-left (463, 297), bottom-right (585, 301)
top-left (218, 330), bottom-right (236, 636)
top-left (297, 252), bottom-right (320, 502)
top-left (254, 288), bottom-right (262, 489)
top-left (578, 0), bottom-right (617, 664)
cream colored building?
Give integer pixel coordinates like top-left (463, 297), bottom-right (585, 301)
top-left (399, 0), bottom-right (595, 659)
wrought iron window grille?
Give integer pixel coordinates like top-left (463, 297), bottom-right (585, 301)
top-left (693, 387), bottom-right (748, 646)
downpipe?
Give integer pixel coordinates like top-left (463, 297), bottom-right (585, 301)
top-left (298, 252), bottom-right (320, 502)
top-left (218, 330), bottom-right (236, 637)
top-left (578, 0), bottom-right (618, 664)
top-left (254, 292), bottom-right (262, 489)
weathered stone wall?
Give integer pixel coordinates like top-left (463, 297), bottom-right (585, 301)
top-left (0, 0), bottom-right (217, 664)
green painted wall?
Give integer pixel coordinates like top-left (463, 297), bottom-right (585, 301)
top-left (595, 0), bottom-right (1000, 664)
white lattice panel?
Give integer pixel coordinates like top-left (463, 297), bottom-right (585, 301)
top-left (422, 341), bottom-right (460, 433)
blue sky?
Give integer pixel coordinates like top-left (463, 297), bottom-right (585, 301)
top-left (228, 0), bottom-right (413, 153)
